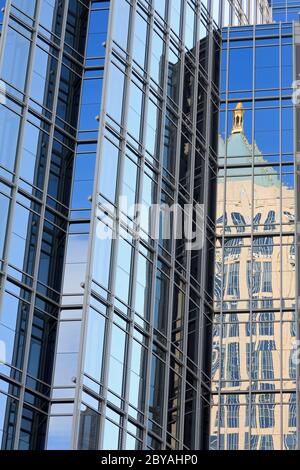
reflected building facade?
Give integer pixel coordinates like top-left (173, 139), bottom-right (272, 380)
top-left (211, 23), bottom-right (297, 450)
top-left (0, 0), bottom-right (280, 452)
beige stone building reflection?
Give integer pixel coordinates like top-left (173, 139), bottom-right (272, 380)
top-left (210, 104), bottom-right (296, 450)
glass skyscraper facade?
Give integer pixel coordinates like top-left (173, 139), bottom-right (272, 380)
top-left (1, 0), bottom-right (296, 453)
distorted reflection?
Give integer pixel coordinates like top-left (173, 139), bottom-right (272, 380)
top-left (212, 96), bottom-right (295, 450)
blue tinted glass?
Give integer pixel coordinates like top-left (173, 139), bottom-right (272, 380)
top-left (0, 105), bottom-right (21, 172)
top-left (229, 48), bottom-right (253, 90)
top-left (1, 26), bottom-right (31, 92)
top-left (0, 194), bottom-right (9, 258)
top-left (256, 46), bottom-right (279, 89)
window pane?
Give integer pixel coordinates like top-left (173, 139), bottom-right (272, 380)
top-left (107, 325), bottom-right (126, 396)
top-left (47, 416), bottom-right (73, 450)
top-left (92, 220), bottom-right (112, 289)
top-left (0, 194), bottom-right (10, 259)
top-left (78, 405), bottom-right (100, 450)
top-left (99, 138), bottom-right (119, 203)
top-left (149, 354), bottom-right (165, 426)
top-left (112, 0), bottom-right (130, 50)
top-left (84, 308), bottom-right (105, 382)
top-left (0, 105), bottom-right (21, 172)
top-left (115, 238), bottom-right (132, 304)
top-left (1, 26), bottom-right (31, 92)
top-left (106, 63), bottom-right (125, 124)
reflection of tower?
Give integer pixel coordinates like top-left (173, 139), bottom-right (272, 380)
top-left (231, 102), bottom-right (244, 134)
top-left (78, 405), bottom-right (100, 450)
top-left (211, 103), bottom-right (296, 450)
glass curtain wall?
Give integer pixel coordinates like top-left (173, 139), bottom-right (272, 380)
top-left (270, 0), bottom-right (300, 22)
top-left (211, 23), bottom-right (296, 450)
top-left (0, 0), bottom-right (274, 452)
top-left (47, 0), bottom-right (110, 450)
top-left (0, 0), bottom-right (89, 450)
top-left (73, 0), bottom-right (221, 451)
top-left (72, 0), bottom-right (272, 452)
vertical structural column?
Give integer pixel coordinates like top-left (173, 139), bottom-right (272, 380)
top-left (294, 22), bottom-right (300, 452)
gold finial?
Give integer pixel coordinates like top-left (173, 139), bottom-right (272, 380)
top-left (232, 102), bottom-right (244, 134)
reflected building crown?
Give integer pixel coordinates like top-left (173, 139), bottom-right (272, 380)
top-left (232, 102), bottom-right (244, 135)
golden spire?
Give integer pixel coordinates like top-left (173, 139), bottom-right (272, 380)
top-left (232, 102), bottom-right (244, 134)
